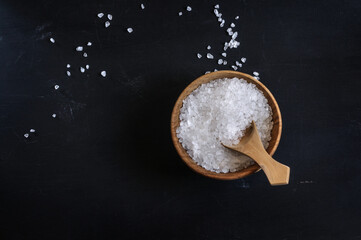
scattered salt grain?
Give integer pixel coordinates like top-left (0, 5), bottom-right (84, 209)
top-left (231, 65), bottom-right (238, 70)
top-left (214, 69), bottom-right (218, 71)
top-left (205, 71), bottom-right (211, 74)
top-left (177, 77), bottom-right (273, 173)
top-left (254, 76), bottom-right (260, 80)
top-left (86, 64), bottom-right (89, 69)
top-left (178, 12), bottom-right (183, 16)
top-left (218, 59), bottom-right (223, 65)
top-left (207, 45), bottom-right (211, 50)
top-left (241, 57), bottom-right (246, 63)
top-left (66, 64), bottom-right (71, 68)
top-left (97, 13), bottom-right (104, 18)
top-left (101, 71), bottom-right (106, 77)
top-left (52, 113), bottom-right (56, 118)
top-left (49, 38), bottom-right (55, 43)
top-left (30, 129), bottom-right (35, 133)
top-left (24, 133), bottom-right (29, 138)
top-left (206, 53), bottom-right (214, 59)
top-left (253, 71), bottom-right (259, 76)
top-left (197, 53), bottom-right (202, 59)
top-left (105, 21), bottom-right (110, 28)
top-left (80, 67), bottom-right (85, 73)
top-left (141, 3), bottom-right (145, 9)
top-left (214, 4), bottom-right (219, 9)
top-left (76, 46), bottom-right (83, 52)
top-left (235, 16), bottom-right (239, 20)
top-left (235, 61), bottom-right (242, 67)
top-left (222, 52), bottom-right (227, 57)
top-left (127, 28), bottom-right (133, 33)
top-left (223, 60), bottom-right (227, 65)
top-left (54, 85), bottom-right (59, 90)
top-left (87, 42), bottom-right (92, 46)
top-left (83, 52), bottom-right (88, 58)
top-left (107, 14), bottom-right (113, 20)
top-left (186, 6), bottom-right (192, 11)
top-left (66, 71), bottom-right (71, 76)
top-left (230, 22), bottom-right (235, 28)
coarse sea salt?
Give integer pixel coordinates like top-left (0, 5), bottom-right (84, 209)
top-left (127, 28), bottom-right (133, 33)
top-left (197, 53), bottom-right (202, 59)
top-left (24, 133), bottom-right (29, 138)
top-left (105, 21), bottom-right (110, 28)
top-left (141, 3), bottom-right (145, 9)
top-left (186, 6), bottom-right (192, 11)
top-left (54, 85), bottom-right (59, 90)
top-left (177, 78), bottom-right (273, 173)
top-left (101, 71), bottom-right (106, 77)
top-left (107, 14), bottom-right (113, 20)
top-left (66, 71), bottom-right (71, 76)
top-left (50, 38), bottom-right (55, 43)
top-left (98, 13), bottom-right (104, 18)
top-left (206, 53), bottom-right (214, 59)
top-left (87, 42), bottom-right (92, 46)
top-left (76, 46), bottom-right (83, 51)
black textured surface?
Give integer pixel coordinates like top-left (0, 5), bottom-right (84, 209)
top-left (0, 0), bottom-right (361, 239)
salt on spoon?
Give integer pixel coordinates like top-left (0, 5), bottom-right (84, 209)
top-left (222, 121), bottom-right (290, 185)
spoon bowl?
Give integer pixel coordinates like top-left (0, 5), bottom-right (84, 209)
top-left (170, 71), bottom-right (282, 180)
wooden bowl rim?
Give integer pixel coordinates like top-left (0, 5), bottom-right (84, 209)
top-left (170, 70), bottom-right (282, 180)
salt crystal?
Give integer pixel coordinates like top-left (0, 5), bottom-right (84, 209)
top-left (241, 57), bottom-right (246, 63)
top-left (223, 60), bottom-right (227, 65)
top-left (66, 64), bottom-right (71, 68)
top-left (30, 129), bottom-right (35, 133)
top-left (83, 52), bottom-right (88, 58)
top-left (197, 53), bottom-right (202, 59)
top-left (230, 22), bottom-right (235, 27)
top-left (235, 16), bottom-right (239, 20)
top-left (207, 45), bottom-right (211, 50)
top-left (214, 4), bottom-right (219, 9)
top-left (177, 77), bottom-right (273, 173)
top-left (253, 71), bottom-right (259, 76)
top-left (220, 20), bottom-right (225, 27)
top-left (141, 3), bottom-right (145, 9)
top-left (218, 59), bottom-right (223, 65)
top-left (101, 71), bottom-right (106, 77)
top-left (97, 13), bottom-right (104, 18)
top-left (186, 6), bottom-right (192, 11)
top-left (235, 61), bottom-right (242, 67)
top-left (127, 28), bottom-right (133, 33)
top-left (80, 67), bottom-right (85, 73)
top-left (66, 71), bottom-right (71, 76)
top-left (205, 71), bottom-right (211, 74)
top-left (214, 9), bottom-right (219, 16)
top-left (52, 113), bottom-right (56, 118)
top-left (76, 46), bottom-right (83, 51)
top-left (24, 133), bottom-right (29, 138)
top-left (105, 21), bottom-right (110, 28)
top-left (54, 85), bottom-right (59, 90)
top-left (231, 65), bottom-right (238, 70)
top-left (222, 52), bottom-right (227, 57)
top-left (178, 12), bottom-right (183, 16)
top-left (49, 38), bottom-right (55, 43)
top-left (86, 64), bottom-right (89, 69)
top-left (206, 53), bottom-right (214, 59)
top-left (107, 14), bottom-right (112, 20)
top-left (214, 69), bottom-right (218, 71)
top-left (87, 42), bottom-right (92, 46)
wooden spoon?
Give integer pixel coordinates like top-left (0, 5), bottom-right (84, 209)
top-left (223, 121), bottom-right (290, 185)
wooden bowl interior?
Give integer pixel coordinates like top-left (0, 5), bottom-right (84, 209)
top-left (170, 71), bottom-right (282, 180)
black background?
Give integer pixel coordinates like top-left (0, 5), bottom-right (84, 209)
top-left (1, 0), bottom-right (361, 239)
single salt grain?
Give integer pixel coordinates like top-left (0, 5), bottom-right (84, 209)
top-left (76, 46), bottom-right (83, 51)
top-left (235, 16), bottom-right (239, 20)
top-left (207, 45), bottom-right (211, 50)
top-left (230, 22), bottom-right (235, 27)
top-left (235, 61), bottom-right (242, 67)
top-left (222, 52), bottom-right (227, 57)
top-left (186, 6), bottom-right (192, 11)
top-left (107, 14), bottom-right (112, 20)
top-left (241, 57), bottom-right (246, 63)
top-left (24, 133), bottom-right (29, 138)
top-left (223, 60), bottom-right (227, 65)
top-left (105, 21), bottom-right (110, 28)
top-left (86, 64), bottom-right (89, 69)
top-left (178, 12), bottom-right (183, 16)
top-left (80, 67), bottom-right (85, 73)
top-left (66, 71), bottom-right (71, 76)
top-left (206, 53), bottom-right (214, 59)
top-left (97, 13), bottom-right (104, 18)
top-left (66, 64), bottom-right (71, 68)
top-left (83, 52), bottom-right (88, 57)
top-left (141, 3), bottom-right (145, 9)
top-left (87, 42), bottom-right (92, 46)
top-left (214, 69), bottom-right (218, 71)
top-left (218, 59), bottom-right (223, 65)
top-left (205, 71), bottom-right (211, 74)
top-left (101, 71), bottom-right (106, 77)
top-left (254, 76), bottom-right (260, 80)
top-left (215, 4), bottom-right (219, 9)
top-left (220, 20), bottom-right (225, 27)
top-left (52, 113), bottom-right (56, 118)
top-left (30, 129), bottom-right (35, 133)
top-left (127, 28), bottom-right (133, 33)
top-left (253, 71), bottom-right (259, 76)
top-left (50, 38), bottom-right (55, 43)
top-left (197, 53), bottom-right (202, 59)
top-left (54, 85), bottom-right (59, 90)
top-left (231, 65), bottom-right (238, 70)
top-left (177, 78), bottom-right (273, 173)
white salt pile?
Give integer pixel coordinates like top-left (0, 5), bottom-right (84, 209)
top-left (177, 78), bottom-right (273, 173)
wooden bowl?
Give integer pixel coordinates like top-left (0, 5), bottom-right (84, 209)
top-left (170, 70), bottom-right (282, 180)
